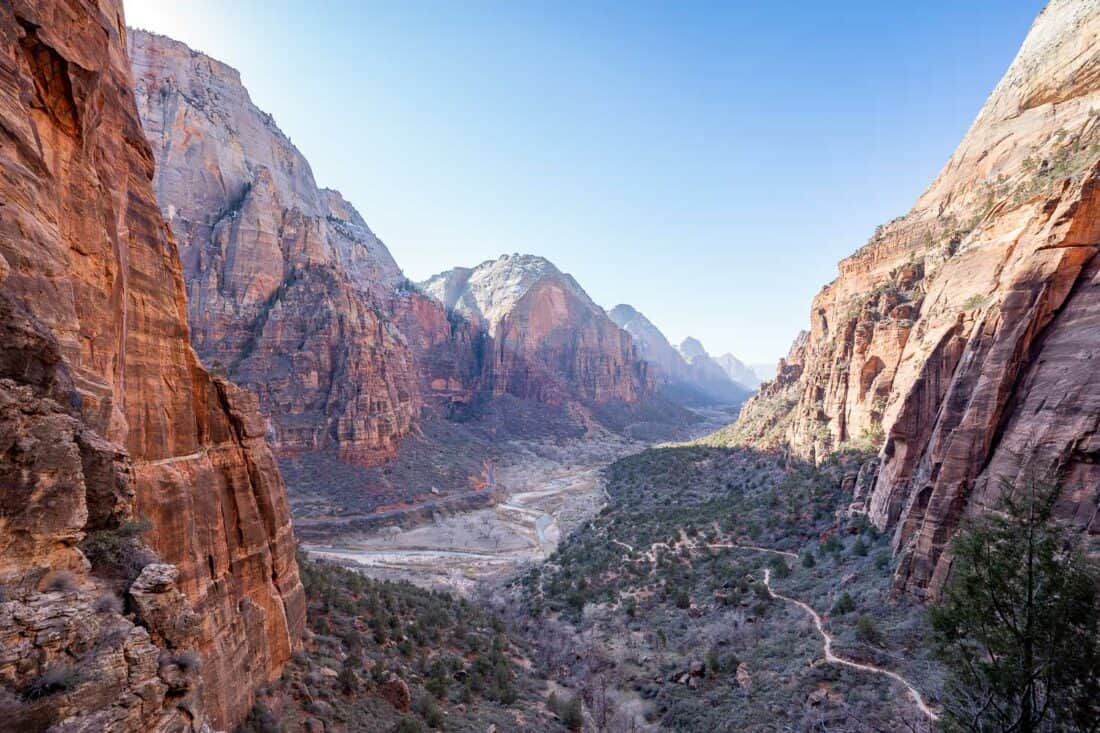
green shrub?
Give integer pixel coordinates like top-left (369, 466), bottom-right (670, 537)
top-left (831, 592), bottom-right (856, 615)
top-left (80, 518), bottom-right (155, 582)
top-left (558, 695), bottom-right (584, 731)
top-left (393, 718), bottom-right (424, 733)
top-left (415, 694), bottom-right (444, 729)
top-left (855, 615), bottom-right (881, 645)
top-left (873, 551), bottom-right (891, 571)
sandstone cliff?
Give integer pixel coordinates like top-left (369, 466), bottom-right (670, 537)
top-left (731, 0), bottom-right (1100, 596)
top-left (0, 4), bottom-right (304, 729)
top-left (609, 305), bottom-right (751, 404)
top-left (423, 255), bottom-right (653, 405)
top-left (129, 29), bottom-right (429, 464)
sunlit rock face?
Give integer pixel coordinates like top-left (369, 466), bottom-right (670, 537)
top-left (733, 0), bottom-right (1100, 596)
top-left (422, 255), bottom-right (654, 405)
top-left (0, 4), bottom-right (304, 729)
top-left (130, 29), bottom-right (425, 464)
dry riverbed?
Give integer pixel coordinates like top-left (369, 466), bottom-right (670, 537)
top-left (303, 435), bottom-right (638, 593)
top-left (304, 408), bottom-right (736, 593)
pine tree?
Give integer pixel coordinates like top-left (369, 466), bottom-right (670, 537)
top-left (930, 480), bottom-right (1100, 733)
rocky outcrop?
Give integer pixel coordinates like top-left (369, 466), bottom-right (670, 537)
top-left (0, 3), bottom-right (304, 729)
top-left (422, 255), bottom-right (653, 405)
top-left (732, 0), bottom-right (1100, 596)
top-left (130, 30), bottom-right (424, 464)
top-left (609, 305), bottom-right (750, 404)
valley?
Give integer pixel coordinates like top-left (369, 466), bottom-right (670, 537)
top-left (2, 1), bottom-right (1099, 731)
top-left (305, 408), bottom-right (736, 594)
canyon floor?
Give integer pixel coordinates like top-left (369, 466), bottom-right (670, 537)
top-left (303, 408), bottom-right (735, 594)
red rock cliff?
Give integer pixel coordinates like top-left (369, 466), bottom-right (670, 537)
top-left (0, 2), bottom-right (304, 728)
top-left (129, 30), bottom-right (424, 464)
top-left (732, 0), bottom-right (1100, 596)
top-left (422, 254), bottom-right (654, 405)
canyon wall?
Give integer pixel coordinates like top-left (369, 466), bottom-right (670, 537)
top-left (0, 3), bottom-right (304, 728)
top-left (732, 0), bottom-right (1100, 596)
top-left (609, 305), bottom-right (751, 404)
top-left (130, 32), bottom-right (683, 477)
top-left (129, 30), bottom-right (437, 464)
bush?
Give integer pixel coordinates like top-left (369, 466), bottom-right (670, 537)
top-left (79, 518), bottom-right (154, 582)
top-left (769, 557), bottom-right (791, 579)
top-left (24, 665), bottom-right (80, 699)
top-left (394, 718), bottom-right (424, 733)
top-left (801, 552), bottom-right (816, 568)
top-left (873, 551), bottom-right (891, 571)
top-left (238, 703), bottom-right (282, 733)
top-left (93, 593), bottom-right (123, 614)
top-left (855, 615), bottom-right (881, 645)
top-left (42, 571), bottom-right (77, 593)
top-left (554, 694), bottom-right (584, 731)
top-left (830, 592), bottom-right (856, 615)
top-left (415, 694), bottom-right (444, 729)
top-left (172, 650), bottom-right (202, 673)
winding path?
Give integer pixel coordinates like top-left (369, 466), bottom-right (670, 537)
top-left (762, 565), bottom-right (940, 723)
top-left (608, 533), bottom-right (938, 723)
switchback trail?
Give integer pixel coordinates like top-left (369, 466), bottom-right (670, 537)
top-left (611, 534), bottom-right (938, 723)
top-left (761, 565), bottom-right (940, 723)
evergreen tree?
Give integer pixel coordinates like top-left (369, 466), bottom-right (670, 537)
top-left (931, 480), bottom-right (1100, 732)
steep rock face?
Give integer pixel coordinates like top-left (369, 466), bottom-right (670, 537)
top-left (715, 352), bottom-right (760, 390)
top-left (130, 30), bottom-right (423, 464)
top-left (609, 305), bottom-right (750, 404)
top-left (733, 0), bottom-right (1100, 596)
top-left (608, 304), bottom-right (688, 382)
top-left (422, 255), bottom-right (652, 404)
top-left (392, 290), bottom-right (485, 410)
top-left (0, 4), bottom-right (304, 729)
top-left (676, 337), bottom-right (750, 403)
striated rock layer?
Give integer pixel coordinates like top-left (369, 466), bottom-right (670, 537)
top-left (732, 0), bottom-right (1100, 596)
top-left (0, 3), bottom-right (305, 729)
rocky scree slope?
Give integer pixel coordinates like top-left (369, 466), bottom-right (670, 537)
top-left (0, 3), bottom-right (305, 730)
top-left (729, 0), bottom-right (1100, 597)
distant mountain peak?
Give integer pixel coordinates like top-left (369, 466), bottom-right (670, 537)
top-left (421, 253), bottom-right (592, 328)
top-left (677, 337), bottom-right (708, 362)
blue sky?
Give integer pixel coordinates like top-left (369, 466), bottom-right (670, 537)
top-left (127, 0), bottom-right (1044, 365)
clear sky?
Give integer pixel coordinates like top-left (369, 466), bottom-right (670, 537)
top-left (126, 0), bottom-right (1044, 365)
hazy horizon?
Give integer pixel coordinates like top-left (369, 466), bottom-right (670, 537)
top-left (126, 0), bottom-right (1043, 364)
